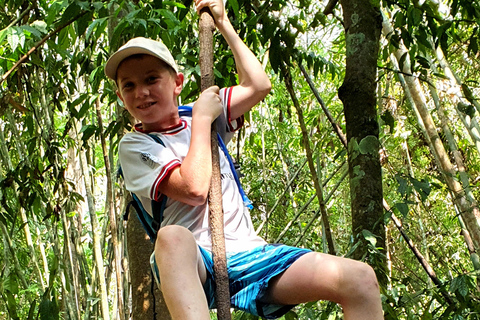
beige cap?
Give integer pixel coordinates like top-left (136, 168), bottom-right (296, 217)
top-left (104, 37), bottom-right (178, 80)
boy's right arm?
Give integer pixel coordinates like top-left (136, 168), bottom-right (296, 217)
top-left (156, 86), bottom-right (223, 207)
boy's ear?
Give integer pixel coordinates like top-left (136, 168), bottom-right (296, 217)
top-left (174, 72), bottom-right (184, 96)
top-left (116, 90), bottom-right (124, 103)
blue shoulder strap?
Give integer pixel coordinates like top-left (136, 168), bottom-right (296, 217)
top-left (216, 134), bottom-right (253, 209)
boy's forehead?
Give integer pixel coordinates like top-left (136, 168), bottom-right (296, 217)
top-left (117, 54), bottom-right (172, 74)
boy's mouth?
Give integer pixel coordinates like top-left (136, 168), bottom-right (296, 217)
top-left (138, 101), bottom-right (156, 109)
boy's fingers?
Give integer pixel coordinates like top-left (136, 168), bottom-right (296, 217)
top-left (195, 0), bottom-right (208, 13)
top-left (207, 85), bottom-right (220, 93)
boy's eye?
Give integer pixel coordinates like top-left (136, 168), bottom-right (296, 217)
top-left (123, 82), bottom-right (133, 89)
top-left (147, 76), bottom-right (158, 83)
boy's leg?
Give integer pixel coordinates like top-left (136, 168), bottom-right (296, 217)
top-left (154, 225), bottom-right (210, 320)
top-left (263, 252), bottom-right (383, 320)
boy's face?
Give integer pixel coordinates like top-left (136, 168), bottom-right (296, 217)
top-left (116, 55), bottom-right (184, 131)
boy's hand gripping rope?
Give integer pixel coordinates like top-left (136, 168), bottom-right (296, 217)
top-left (199, 8), bottom-right (232, 320)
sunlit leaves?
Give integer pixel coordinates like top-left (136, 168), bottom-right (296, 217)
top-left (6, 27), bottom-right (25, 52)
top-left (85, 17), bottom-right (108, 41)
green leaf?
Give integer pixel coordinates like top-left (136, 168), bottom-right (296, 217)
top-left (89, 66), bottom-right (102, 91)
top-left (164, 1), bottom-right (187, 9)
top-left (358, 135), bottom-right (379, 155)
top-left (457, 102), bottom-right (475, 118)
top-left (410, 7), bottom-right (423, 25)
top-left (269, 33), bottom-right (282, 74)
top-left (228, 0), bottom-right (239, 17)
top-left (3, 273), bottom-right (19, 294)
top-left (362, 229), bottom-right (377, 246)
top-left (468, 35), bottom-right (478, 56)
top-left (80, 124), bottom-right (97, 142)
top-left (157, 9), bottom-right (180, 26)
top-left (0, 28), bottom-right (7, 44)
top-left (416, 26), bottom-right (432, 50)
top-left (395, 202), bottom-right (409, 217)
top-left (395, 175), bottom-right (408, 196)
top-left (4, 290), bottom-right (19, 319)
top-left (284, 310), bottom-right (299, 320)
top-left (60, 2), bottom-right (82, 25)
top-left (450, 275), bottom-right (468, 297)
top-left (76, 10), bottom-right (93, 37)
top-left (21, 25), bottom-right (43, 40)
top-left (31, 20), bottom-right (48, 34)
top-left (411, 177), bottom-right (431, 201)
top-left (27, 300), bottom-right (37, 320)
top-left (7, 27), bottom-right (19, 51)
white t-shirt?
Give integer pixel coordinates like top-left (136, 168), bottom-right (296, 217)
top-left (119, 87), bottom-right (266, 253)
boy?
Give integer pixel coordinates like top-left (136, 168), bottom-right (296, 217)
top-left (105, 0), bottom-right (384, 319)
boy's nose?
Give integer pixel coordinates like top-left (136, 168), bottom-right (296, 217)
top-left (135, 85), bottom-right (149, 98)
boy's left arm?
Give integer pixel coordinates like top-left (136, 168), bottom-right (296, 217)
top-left (195, 0), bottom-right (271, 119)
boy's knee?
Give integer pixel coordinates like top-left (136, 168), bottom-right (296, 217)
top-left (358, 263), bottom-right (379, 289)
top-left (345, 262), bottom-right (380, 300)
top-left (155, 225), bottom-right (196, 254)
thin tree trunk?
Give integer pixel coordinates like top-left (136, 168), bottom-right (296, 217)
top-left (50, 219), bottom-right (77, 320)
top-left (60, 208), bottom-right (81, 320)
top-left (299, 61), bottom-right (347, 146)
top-left (281, 62), bottom-right (336, 255)
top-left (0, 222), bottom-right (29, 290)
top-left (95, 97), bottom-right (125, 320)
top-left (383, 11), bottom-right (480, 253)
top-left (428, 80), bottom-right (480, 272)
top-left (32, 214), bottom-right (50, 287)
top-left (76, 130), bottom-right (110, 320)
top-left (260, 113), bottom-right (269, 237)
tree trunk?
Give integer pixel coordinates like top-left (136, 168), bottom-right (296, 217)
top-left (126, 195), bottom-right (172, 320)
top-left (338, 0), bottom-right (386, 281)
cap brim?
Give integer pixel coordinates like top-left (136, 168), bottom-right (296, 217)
top-left (104, 46), bottom-right (171, 80)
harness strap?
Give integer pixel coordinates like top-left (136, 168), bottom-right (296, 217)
top-left (151, 195), bottom-right (167, 234)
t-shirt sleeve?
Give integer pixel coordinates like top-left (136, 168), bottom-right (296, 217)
top-left (217, 87), bottom-right (244, 144)
top-left (119, 133), bottom-right (180, 201)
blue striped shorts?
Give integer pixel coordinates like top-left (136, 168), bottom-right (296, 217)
top-left (152, 244), bottom-right (311, 319)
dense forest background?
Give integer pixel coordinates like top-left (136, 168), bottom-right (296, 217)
top-left (1, 0), bottom-right (480, 319)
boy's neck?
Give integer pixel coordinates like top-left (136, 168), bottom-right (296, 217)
top-left (135, 118), bottom-right (186, 133)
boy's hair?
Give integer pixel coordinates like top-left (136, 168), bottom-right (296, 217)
top-left (105, 37), bottom-right (178, 80)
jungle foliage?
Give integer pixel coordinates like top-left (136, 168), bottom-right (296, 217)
top-left (1, 0), bottom-right (480, 319)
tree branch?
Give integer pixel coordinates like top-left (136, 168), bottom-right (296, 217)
top-left (323, 0), bottom-right (338, 15)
